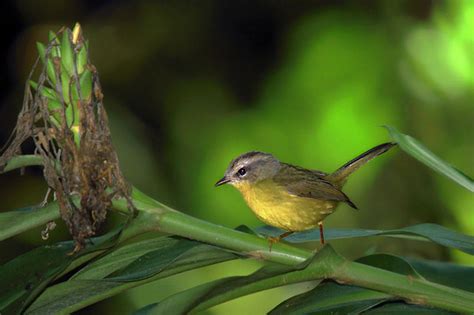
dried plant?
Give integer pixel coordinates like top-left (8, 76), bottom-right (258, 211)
top-left (0, 24), bottom-right (134, 251)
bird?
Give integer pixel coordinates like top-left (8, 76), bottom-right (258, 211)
top-left (215, 142), bottom-right (395, 247)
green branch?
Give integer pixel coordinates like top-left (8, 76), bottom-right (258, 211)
top-left (1, 155), bottom-right (43, 173)
top-left (2, 155), bottom-right (474, 313)
top-left (333, 260), bottom-right (474, 312)
top-left (124, 205), bottom-right (474, 313)
top-left (125, 203), bottom-right (312, 265)
top-left (0, 202), bottom-right (60, 242)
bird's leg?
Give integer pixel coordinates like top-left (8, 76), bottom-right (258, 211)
top-left (318, 221), bottom-right (325, 245)
top-left (267, 231), bottom-right (293, 252)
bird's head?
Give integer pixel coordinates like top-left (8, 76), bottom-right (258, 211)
top-left (215, 151), bottom-right (280, 188)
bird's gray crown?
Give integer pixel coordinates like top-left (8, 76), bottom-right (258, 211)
top-left (224, 151), bottom-right (280, 183)
top-left (228, 151), bottom-right (273, 170)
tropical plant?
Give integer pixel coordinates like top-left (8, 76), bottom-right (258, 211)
top-left (1, 24), bottom-right (473, 315)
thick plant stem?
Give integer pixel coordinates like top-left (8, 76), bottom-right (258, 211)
top-left (190, 247), bottom-right (474, 314)
top-left (160, 211), bottom-right (311, 264)
top-left (113, 198), bottom-right (313, 265)
top-left (114, 200), bottom-right (474, 313)
top-left (330, 260), bottom-right (474, 313)
top-left (3, 156), bottom-right (474, 313)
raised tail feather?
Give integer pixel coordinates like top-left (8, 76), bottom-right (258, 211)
top-left (326, 142), bottom-right (396, 187)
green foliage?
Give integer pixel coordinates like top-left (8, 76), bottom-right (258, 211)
top-left (1, 16), bottom-right (474, 313)
top-left (0, 203), bottom-right (59, 242)
top-left (259, 223), bottom-right (474, 255)
top-left (386, 126), bottom-right (474, 192)
top-left (1, 135), bottom-right (474, 312)
top-left (1, 186), bottom-right (474, 313)
top-left (25, 237), bottom-right (236, 314)
top-left (269, 282), bottom-right (390, 315)
top-left (30, 25), bottom-right (93, 143)
top-left (0, 227), bottom-right (122, 314)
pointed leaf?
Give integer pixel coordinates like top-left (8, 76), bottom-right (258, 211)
top-left (356, 254), bottom-right (424, 279)
top-left (36, 42), bottom-right (56, 85)
top-left (47, 31), bottom-right (60, 58)
top-left (76, 42), bottom-right (88, 74)
top-left (270, 254), bottom-right (471, 314)
top-left (134, 246), bottom-right (342, 315)
top-left (26, 239), bottom-right (236, 314)
top-left (29, 80), bottom-right (37, 89)
top-left (258, 223), bottom-right (474, 255)
top-left (269, 282), bottom-right (390, 315)
top-left (40, 87), bottom-right (58, 101)
top-left (72, 237), bottom-right (175, 280)
top-left (106, 239), bottom-right (229, 281)
top-left (0, 241), bottom-right (73, 314)
top-left (60, 30), bottom-right (74, 76)
top-left (364, 302), bottom-right (455, 314)
top-left (0, 203), bottom-right (59, 242)
top-left (0, 226), bottom-right (122, 314)
top-left (385, 126), bottom-right (474, 192)
top-left (79, 69), bottom-right (92, 99)
top-left (61, 70), bottom-right (71, 107)
top-left (406, 258), bottom-right (474, 292)
top-left (134, 264), bottom-right (299, 315)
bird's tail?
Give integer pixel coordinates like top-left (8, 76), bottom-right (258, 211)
top-left (326, 142), bottom-right (396, 187)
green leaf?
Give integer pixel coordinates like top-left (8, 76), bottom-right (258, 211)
top-left (48, 31), bottom-right (59, 44)
top-left (26, 238), bottom-right (236, 314)
top-left (258, 223), bottom-right (474, 255)
top-left (269, 282), bottom-right (390, 315)
top-left (65, 99), bottom-right (75, 127)
top-left (70, 69), bottom-right (93, 109)
top-left (0, 226), bottom-right (123, 314)
top-left (234, 224), bottom-right (261, 236)
top-left (61, 69), bottom-right (71, 107)
top-left (407, 258), bottom-right (474, 292)
top-left (74, 237), bottom-right (229, 281)
top-left (270, 254), bottom-right (469, 314)
top-left (134, 265), bottom-right (299, 315)
top-left (356, 254), bottom-right (424, 279)
top-left (29, 79), bottom-right (59, 103)
top-left (79, 69), bottom-right (93, 99)
top-left (76, 41), bottom-right (88, 74)
top-left (60, 30), bottom-right (74, 76)
top-left (47, 31), bottom-right (60, 58)
top-left (48, 30), bottom-right (56, 43)
top-left (25, 280), bottom-right (125, 315)
top-left (0, 155), bottom-right (43, 175)
top-left (72, 237), bottom-right (175, 280)
top-left (364, 302), bottom-right (455, 314)
top-left (385, 126), bottom-right (474, 192)
top-left (106, 238), bottom-right (232, 281)
top-left (29, 80), bottom-right (37, 89)
top-left (40, 87), bottom-right (58, 101)
top-left (0, 240), bottom-right (73, 314)
top-left (36, 42), bottom-right (56, 85)
top-left (133, 246), bottom-right (342, 315)
top-left (0, 203), bottom-right (59, 242)
top-left (29, 81), bottom-right (62, 125)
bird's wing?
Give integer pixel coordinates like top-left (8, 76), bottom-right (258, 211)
top-left (274, 164), bottom-right (358, 209)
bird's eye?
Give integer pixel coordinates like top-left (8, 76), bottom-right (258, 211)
top-left (237, 168), bottom-right (246, 176)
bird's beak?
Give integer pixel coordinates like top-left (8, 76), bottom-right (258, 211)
top-left (215, 176), bottom-right (231, 187)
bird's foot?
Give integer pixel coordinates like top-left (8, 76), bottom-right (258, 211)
top-left (266, 231), bottom-right (294, 252)
top-left (267, 236), bottom-right (281, 252)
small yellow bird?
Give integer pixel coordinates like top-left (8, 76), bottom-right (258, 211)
top-left (215, 143), bottom-right (395, 245)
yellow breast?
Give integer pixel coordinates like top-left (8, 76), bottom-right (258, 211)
top-left (233, 179), bottom-right (337, 231)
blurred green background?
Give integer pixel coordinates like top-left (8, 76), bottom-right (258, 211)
top-left (0, 0), bottom-right (473, 313)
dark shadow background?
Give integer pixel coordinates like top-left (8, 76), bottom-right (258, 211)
top-left (1, 1), bottom-right (473, 313)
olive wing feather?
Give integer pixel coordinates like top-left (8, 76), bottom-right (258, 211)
top-left (274, 164), bottom-right (358, 209)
